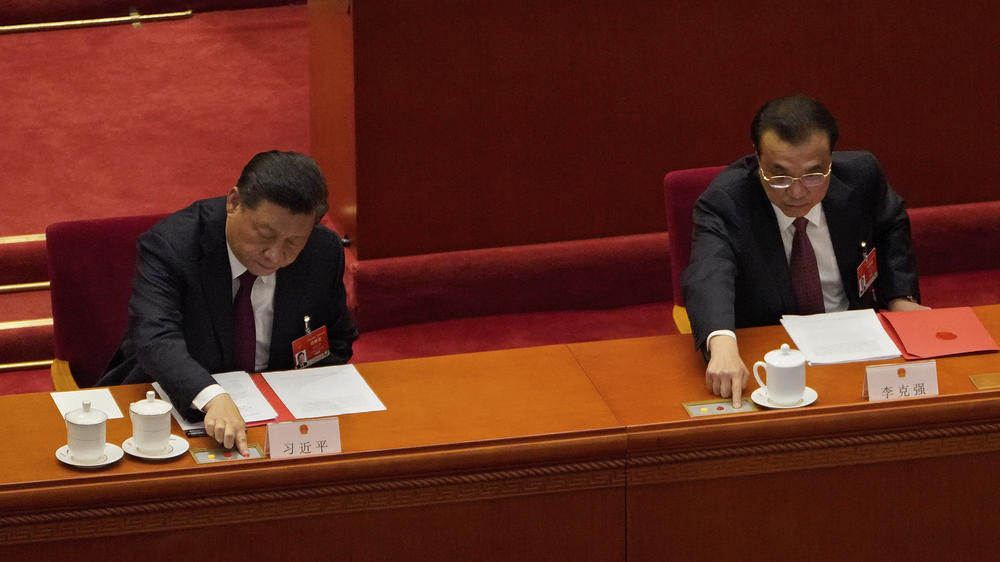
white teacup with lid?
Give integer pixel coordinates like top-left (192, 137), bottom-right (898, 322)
top-left (753, 343), bottom-right (807, 406)
top-left (65, 400), bottom-right (108, 463)
top-left (129, 391), bottom-right (173, 455)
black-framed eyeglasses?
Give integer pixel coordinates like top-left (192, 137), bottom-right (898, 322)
top-left (758, 163), bottom-right (832, 189)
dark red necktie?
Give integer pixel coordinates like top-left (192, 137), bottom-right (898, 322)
top-left (790, 217), bottom-right (825, 315)
top-left (233, 270), bottom-right (258, 372)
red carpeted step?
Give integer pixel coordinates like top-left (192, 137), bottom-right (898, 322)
top-left (352, 302), bottom-right (675, 364)
top-left (0, 239), bottom-right (48, 285)
top-left (0, 5), bottom-right (310, 237)
top-left (0, 368), bottom-right (53, 396)
top-left (0, 290), bottom-right (52, 323)
top-left (0, 322), bottom-right (54, 364)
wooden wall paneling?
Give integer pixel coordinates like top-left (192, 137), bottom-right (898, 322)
top-left (311, 0), bottom-right (998, 259)
top-left (309, 0), bottom-right (358, 242)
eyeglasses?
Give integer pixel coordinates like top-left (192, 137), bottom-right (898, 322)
top-left (758, 163), bottom-right (832, 189)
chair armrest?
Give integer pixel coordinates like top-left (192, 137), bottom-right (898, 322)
top-left (50, 358), bottom-right (80, 391)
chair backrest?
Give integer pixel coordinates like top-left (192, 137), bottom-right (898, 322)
top-left (46, 214), bottom-right (165, 388)
top-left (663, 166), bottom-right (726, 306)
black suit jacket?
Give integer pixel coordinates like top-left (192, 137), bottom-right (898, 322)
top-left (98, 197), bottom-right (358, 421)
top-left (682, 151), bottom-right (919, 350)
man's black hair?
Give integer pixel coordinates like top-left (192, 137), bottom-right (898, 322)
top-left (235, 151), bottom-right (329, 217)
top-left (750, 94), bottom-right (839, 151)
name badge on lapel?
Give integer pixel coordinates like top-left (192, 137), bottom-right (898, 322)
top-left (857, 242), bottom-right (877, 297)
top-left (292, 315), bottom-right (331, 368)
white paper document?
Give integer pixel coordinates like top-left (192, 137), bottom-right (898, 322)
top-left (210, 371), bottom-right (279, 422)
top-left (780, 309), bottom-right (901, 365)
top-left (263, 364), bottom-right (386, 420)
top-left (51, 388), bottom-right (125, 419)
top-left (153, 371), bottom-right (278, 431)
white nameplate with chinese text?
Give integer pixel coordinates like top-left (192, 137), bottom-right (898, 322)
top-left (266, 417), bottom-right (341, 459)
top-left (865, 361), bottom-right (939, 402)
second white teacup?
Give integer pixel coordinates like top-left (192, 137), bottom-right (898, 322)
top-left (130, 391), bottom-right (173, 455)
top-left (753, 343), bottom-right (806, 406)
top-left (65, 401), bottom-right (108, 463)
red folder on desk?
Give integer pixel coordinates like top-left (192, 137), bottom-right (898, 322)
top-left (247, 373), bottom-right (295, 426)
top-left (879, 306), bottom-right (999, 359)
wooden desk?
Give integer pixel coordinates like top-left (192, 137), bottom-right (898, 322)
top-left (0, 346), bottom-right (627, 560)
top-left (3, 307), bottom-right (1000, 560)
top-left (571, 305), bottom-right (1000, 560)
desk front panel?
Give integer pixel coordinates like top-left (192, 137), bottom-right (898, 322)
top-left (0, 345), bottom-right (627, 558)
top-left (570, 304), bottom-right (1000, 560)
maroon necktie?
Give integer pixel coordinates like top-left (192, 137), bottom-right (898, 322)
top-left (233, 270), bottom-right (258, 373)
top-left (789, 217), bottom-right (825, 315)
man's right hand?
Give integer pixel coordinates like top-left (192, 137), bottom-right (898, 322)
top-left (203, 393), bottom-right (249, 456)
top-left (705, 335), bottom-right (750, 408)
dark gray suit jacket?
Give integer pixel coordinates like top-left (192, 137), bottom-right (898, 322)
top-left (98, 197), bottom-right (358, 421)
top-left (682, 151), bottom-right (920, 351)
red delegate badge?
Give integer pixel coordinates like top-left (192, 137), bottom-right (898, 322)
top-left (857, 246), bottom-right (877, 297)
top-left (292, 316), bottom-right (330, 368)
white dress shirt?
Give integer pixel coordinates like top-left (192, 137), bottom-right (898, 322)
top-left (191, 244), bottom-right (277, 411)
top-left (706, 203), bottom-right (848, 349)
top-left (771, 203), bottom-right (848, 314)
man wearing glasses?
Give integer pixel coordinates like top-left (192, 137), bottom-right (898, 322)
top-left (682, 95), bottom-right (926, 407)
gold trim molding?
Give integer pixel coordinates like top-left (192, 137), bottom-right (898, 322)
top-left (0, 9), bottom-right (193, 34)
top-left (0, 281), bottom-right (49, 294)
top-left (0, 234), bottom-right (45, 244)
top-left (0, 318), bottom-right (52, 331)
top-left (0, 359), bottom-right (53, 373)
top-left (628, 421), bottom-right (1000, 486)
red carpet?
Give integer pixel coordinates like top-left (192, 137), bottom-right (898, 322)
top-left (0, 290), bottom-right (52, 323)
top-left (0, 5), bottom-right (309, 236)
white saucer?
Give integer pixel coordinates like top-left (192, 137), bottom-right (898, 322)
top-left (56, 443), bottom-right (124, 468)
top-left (751, 386), bottom-right (818, 409)
top-left (122, 434), bottom-right (190, 460)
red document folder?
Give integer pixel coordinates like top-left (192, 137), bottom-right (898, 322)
top-left (879, 306), bottom-right (999, 359)
top-left (246, 373), bottom-right (296, 426)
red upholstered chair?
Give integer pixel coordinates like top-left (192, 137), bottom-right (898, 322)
top-left (663, 166), bottom-right (726, 333)
top-left (46, 214), bottom-right (165, 390)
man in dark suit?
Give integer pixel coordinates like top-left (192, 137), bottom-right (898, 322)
top-left (99, 151), bottom-right (358, 455)
top-left (682, 95), bottom-right (926, 407)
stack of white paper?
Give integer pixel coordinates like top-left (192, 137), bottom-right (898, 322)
top-left (263, 364), bottom-right (386, 419)
top-left (50, 388), bottom-right (125, 419)
top-left (780, 309), bottom-right (901, 365)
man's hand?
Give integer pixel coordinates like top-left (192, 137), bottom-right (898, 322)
top-left (705, 335), bottom-right (750, 408)
top-left (888, 298), bottom-right (930, 312)
top-left (203, 394), bottom-right (249, 456)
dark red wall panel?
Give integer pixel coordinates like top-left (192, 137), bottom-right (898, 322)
top-left (312, 0), bottom-right (999, 258)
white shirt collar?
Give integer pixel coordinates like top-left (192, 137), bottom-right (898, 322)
top-left (225, 243), bottom-right (275, 284)
top-left (771, 202), bottom-right (825, 233)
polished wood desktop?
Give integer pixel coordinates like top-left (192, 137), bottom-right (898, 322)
top-left (573, 306), bottom-right (1000, 560)
top-left (3, 307), bottom-right (1000, 559)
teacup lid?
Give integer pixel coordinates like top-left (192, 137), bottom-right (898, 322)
top-left (130, 391), bottom-right (172, 415)
top-left (65, 401), bottom-right (107, 425)
top-left (764, 343), bottom-right (805, 367)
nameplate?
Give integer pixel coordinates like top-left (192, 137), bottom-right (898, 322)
top-left (266, 417), bottom-right (341, 458)
top-left (864, 361), bottom-right (939, 402)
